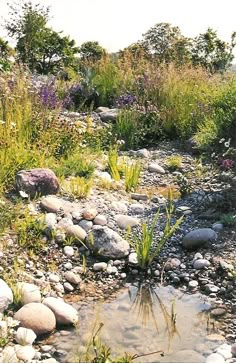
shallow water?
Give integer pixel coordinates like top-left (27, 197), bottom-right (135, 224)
top-left (53, 284), bottom-right (217, 362)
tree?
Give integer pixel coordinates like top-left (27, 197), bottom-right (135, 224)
top-left (0, 37), bottom-right (14, 71)
top-left (191, 28), bottom-right (236, 72)
top-left (4, 1), bottom-right (79, 74)
top-left (79, 41), bottom-right (106, 62)
top-left (141, 22), bottom-right (192, 65)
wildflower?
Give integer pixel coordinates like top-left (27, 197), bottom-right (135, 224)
top-left (220, 159), bottom-right (235, 170)
top-left (224, 139), bottom-right (231, 148)
top-left (19, 190), bottom-right (29, 198)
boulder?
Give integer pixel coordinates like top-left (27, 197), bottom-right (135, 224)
top-left (15, 302), bottom-right (56, 336)
top-left (182, 228), bottom-right (217, 250)
top-left (115, 215), bottom-right (139, 230)
top-left (16, 168), bottom-right (59, 197)
top-left (99, 108), bottom-right (119, 122)
top-left (0, 279), bottom-right (13, 312)
top-left (86, 226), bottom-right (130, 259)
top-left (43, 297), bottom-right (78, 325)
top-left (17, 282), bottom-right (41, 305)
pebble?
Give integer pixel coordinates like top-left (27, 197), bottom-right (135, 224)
top-left (63, 282), bottom-right (74, 292)
top-left (148, 163), bottom-right (165, 174)
top-left (63, 246), bottom-right (74, 257)
top-left (93, 262), bottom-right (107, 271)
top-left (193, 259), bottom-right (210, 269)
top-left (64, 271), bottom-right (81, 285)
top-left (189, 280), bottom-right (198, 289)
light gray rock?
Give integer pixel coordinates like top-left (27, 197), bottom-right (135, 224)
top-left (43, 297), bottom-right (78, 325)
top-left (148, 163), bottom-right (165, 174)
top-left (63, 225), bottom-right (87, 242)
top-left (205, 353), bottom-right (225, 363)
top-left (93, 214), bottom-right (107, 226)
top-left (212, 223), bottom-right (224, 232)
top-left (205, 284), bottom-right (220, 293)
top-left (78, 219), bottom-right (93, 232)
top-left (96, 106), bottom-right (110, 113)
top-left (136, 149), bottom-right (150, 158)
top-left (15, 303), bottom-right (56, 336)
top-left (189, 280), bottom-right (198, 289)
top-left (44, 213), bottom-right (57, 232)
top-left (16, 168), bottom-right (59, 197)
top-left (48, 274), bottom-right (60, 283)
top-left (115, 215), bottom-right (139, 230)
top-left (40, 196), bottom-right (64, 213)
top-left (110, 201), bottom-right (128, 213)
top-left (64, 271), bottom-right (81, 285)
top-left (86, 226), bottom-right (130, 259)
top-left (63, 246), bottom-right (74, 257)
top-left (215, 343), bottom-right (232, 359)
top-left (193, 259), bottom-right (210, 269)
top-left (99, 108), bottom-right (119, 122)
top-left (130, 203), bottom-right (145, 214)
top-left (82, 208), bottom-right (98, 221)
top-left (17, 282), bottom-right (41, 305)
top-left (64, 282), bottom-right (74, 292)
top-left (2, 346), bottom-right (18, 363)
top-left (57, 218), bottom-right (73, 230)
top-left (128, 252), bottom-right (138, 265)
top-left (15, 327), bottom-right (37, 346)
top-left (93, 262), bottom-right (107, 271)
top-left (15, 344), bottom-right (36, 361)
top-left (182, 228), bottom-right (217, 250)
top-left (0, 279), bottom-right (13, 312)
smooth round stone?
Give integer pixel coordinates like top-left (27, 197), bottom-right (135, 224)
top-left (93, 262), bottom-right (107, 271)
top-left (182, 228), bottom-right (217, 250)
top-left (120, 273), bottom-right (126, 279)
top-left (15, 345), bottom-right (36, 362)
top-left (54, 283), bottom-right (65, 294)
top-left (78, 219), bottom-right (93, 232)
top-left (15, 327), bottom-right (37, 345)
top-left (82, 208), bottom-right (98, 220)
top-left (110, 201), bottom-right (128, 213)
top-left (64, 225), bottom-right (87, 242)
top-left (194, 252), bottom-right (203, 260)
top-left (64, 262), bottom-right (73, 270)
top-left (0, 279), bottom-right (13, 312)
top-left (136, 148), bottom-right (150, 158)
top-left (63, 282), bottom-right (74, 292)
top-left (212, 223), bottom-right (224, 232)
top-left (148, 163), bottom-right (165, 174)
top-left (63, 246), bottom-right (74, 257)
top-left (205, 353), bottom-right (225, 363)
top-left (93, 214), bottom-right (107, 226)
top-left (15, 303), bottom-right (56, 336)
top-left (43, 297), bottom-right (78, 325)
top-left (189, 280), bottom-right (198, 289)
top-left (64, 271), bottom-right (81, 285)
top-left (57, 218), bottom-right (73, 230)
top-left (215, 343), bottom-right (232, 359)
top-left (40, 196), bottom-right (63, 213)
top-left (211, 308), bottom-right (226, 317)
top-left (41, 345), bottom-right (53, 352)
top-left (128, 252), bottom-right (138, 265)
top-left (129, 203), bottom-right (145, 214)
top-left (49, 274), bottom-right (60, 283)
top-left (17, 282), bottom-right (41, 305)
top-left (115, 215), bottom-right (139, 230)
top-left (154, 270), bottom-right (160, 277)
top-left (193, 259), bottom-right (210, 269)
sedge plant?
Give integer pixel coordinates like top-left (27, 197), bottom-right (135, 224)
top-left (124, 161), bottom-right (141, 192)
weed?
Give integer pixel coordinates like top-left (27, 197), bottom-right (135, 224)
top-left (220, 213), bottom-right (236, 226)
top-left (166, 155), bottom-right (182, 170)
top-left (55, 150), bottom-right (95, 179)
top-left (124, 161), bottom-right (141, 192)
top-left (107, 146), bottom-right (120, 181)
top-left (128, 195), bottom-right (183, 269)
top-left (61, 176), bottom-right (93, 199)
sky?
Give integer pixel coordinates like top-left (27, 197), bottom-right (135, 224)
top-left (0, 0), bottom-right (236, 57)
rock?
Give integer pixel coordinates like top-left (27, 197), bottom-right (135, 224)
top-left (63, 246), bottom-right (74, 257)
top-left (99, 108), bottom-right (119, 122)
top-left (63, 225), bottom-right (87, 242)
top-left (82, 208), bottom-right (98, 220)
top-left (205, 353), bottom-right (225, 363)
top-left (215, 343), bottom-right (232, 359)
top-left (43, 297), bottom-right (78, 325)
top-left (206, 334), bottom-right (225, 342)
top-left (95, 171), bottom-right (112, 182)
top-left (2, 346), bottom-right (18, 363)
top-left (44, 213), bottom-right (57, 232)
top-left (15, 345), bottom-right (36, 362)
top-left (86, 226), bottom-right (130, 259)
top-left (205, 284), bottom-right (220, 294)
top-left (182, 228), bottom-right (217, 250)
top-left (212, 223), bottom-right (224, 232)
top-left (15, 327), bottom-right (37, 345)
top-left (96, 106), bottom-right (110, 113)
top-left (93, 214), bottom-right (107, 226)
top-left (16, 168), bottom-right (59, 197)
top-left (219, 260), bottom-right (234, 271)
top-left (148, 163), bottom-right (165, 174)
top-left (185, 136), bottom-right (200, 154)
top-left (176, 206), bottom-right (192, 215)
top-left (48, 274), bottom-right (60, 283)
top-left (17, 282), bottom-right (41, 305)
top-left (136, 149), bottom-right (150, 158)
top-left (57, 218), bottom-right (73, 230)
top-left (128, 252), bottom-right (138, 265)
top-left (78, 220), bottom-right (93, 232)
top-left (43, 359), bottom-right (59, 363)
top-left (231, 343), bottom-right (236, 357)
top-left (193, 259), bottom-right (210, 269)
top-left (15, 302), bottom-right (56, 336)
top-left (115, 215), bottom-right (139, 230)
top-left (110, 201), bottom-right (128, 213)
top-left (130, 203), bottom-right (145, 214)
top-left (64, 271), bottom-right (81, 285)
top-left (189, 280), bottom-right (198, 289)
top-left (93, 262), bottom-right (107, 271)
top-left (130, 193), bottom-right (148, 201)
top-left (0, 279), bottom-right (13, 312)
top-left (210, 308), bottom-right (226, 317)
top-left (64, 282), bottom-right (74, 292)
top-left (40, 196), bottom-right (64, 213)
top-left (165, 258), bottom-right (181, 270)
top-left (162, 349), bottom-right (205, 362)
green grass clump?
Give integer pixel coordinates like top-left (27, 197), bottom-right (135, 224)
top-left (220, 213), bottom-right (236, 227)
top-left (129, 197), bottom-right (183, 269)
top-left (166, 155), bottom-right (182, 170)
top-left (107, 146), bottom-right (120, 181)
top-left (62, 176), bottom-right (93, 199)
top-left (124, 161), bottom-right (141, 192)
top-left (55, 151), bottom-right (95, 179)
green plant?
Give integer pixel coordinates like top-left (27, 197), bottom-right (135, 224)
top-left (129, 196), bottom-right (183, 269)
top-left (176, 174), bottom-right (191, 197)
top-left (124, 161), bottom-right (141, 192)
top-left (166, 155), bottom-right (182, 170)
top-left (114, 110), bottom-right (138, 150)
top-left (55, 150), bottom-right (95, 178)
top-left (62, 176), bottom-right (93, 199)
top-left (107, 146), bottom-right (120, 181)
top-left (220, 213), bottom-right (236, 226)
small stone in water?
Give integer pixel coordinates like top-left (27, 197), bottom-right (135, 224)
top-left (189, 280), bottom-right (198, 289)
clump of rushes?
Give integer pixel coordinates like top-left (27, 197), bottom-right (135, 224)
top-left (220, 213), bottom-right (236, 227)
top-left (166, 155), bottom-right (182, 170)
top-left (129, 194), bottom-right (183, 269)
top-left (62, 176), bottom-right (93, 199)
top-left (107, 145), bottom-right (120, 181)
top-left (124, 161), bottom-right (141, 192)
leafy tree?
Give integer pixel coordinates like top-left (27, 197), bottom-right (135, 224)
top-left (0, 37), bottom-right (14, 71)
top-left (79, 41), bottom-right (106, 62)
top-left (191, 28), bottom-right (236, 72)
top-left (141, 22), bottom-right (192, 65)
top-left (4, 1), bottom-right (79, 74)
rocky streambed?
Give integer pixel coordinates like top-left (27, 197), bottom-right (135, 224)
top-left (0, 138), bottom-right (236, 363)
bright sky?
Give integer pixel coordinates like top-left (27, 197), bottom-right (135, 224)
top-left (1, 0), bottom-right (236, 58)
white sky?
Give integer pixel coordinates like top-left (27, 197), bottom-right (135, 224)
top-left (0, 0), bottom-right (236, 58)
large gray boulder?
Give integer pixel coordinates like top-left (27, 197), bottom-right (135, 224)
top-left (16, 168), bottom-right (59, 197)
top-left (183, 228), bottom-right (217, 250)
top-left (86, 226), bottom-right (130, 259)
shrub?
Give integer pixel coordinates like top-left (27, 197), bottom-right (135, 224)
top-left (124, 161), bottom-right (141, 192)
top-left (166, 155), bottom-right (182, 170)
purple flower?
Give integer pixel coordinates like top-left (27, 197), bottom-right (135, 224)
top-left (115, 93), bottom-right (137, 108)
top-left (220, 159), bottom-right (235, 170)
top-left (38, 81), bottom-right (58, 109)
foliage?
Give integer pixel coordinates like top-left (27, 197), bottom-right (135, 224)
top-left (63, 81), bottom-right (99, 110)
top-left (61, 176), bottom-right (93, 199)
top-left (220, 213), bottom-right (236, 227)
top-left (166, 155), bottom-right (182, 170)
top-left (80, 41), bottom-right (106, 62)
top-left (124, 161), bottom-right (141, 192)
top-left (55, 151), bottom-right (95, 178)
top-left (107, 146), bottom-right (120, 181)
top-left (0, 37), bottom-right (14, 72)
top-left (4, 1), bottom-right (79, 74)
top-left (128, 195), bottom-right (183, 269)
top-left (176, 174), bottom-right (191, 197)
